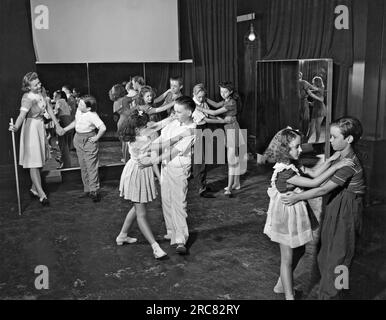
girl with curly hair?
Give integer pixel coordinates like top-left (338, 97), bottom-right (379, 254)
top-left (263, 128), bottom-right (352, 300)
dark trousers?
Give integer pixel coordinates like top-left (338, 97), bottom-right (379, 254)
top-left (58, 115), bottom-right (73, 168)
top-left (190, 124), bottom-right (208, 194)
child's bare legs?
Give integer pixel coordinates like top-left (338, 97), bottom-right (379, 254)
top-left (279, 244), bottom-right (295, 300)
top-left (30, 168), bottom-right (46, 200)
top-left (315, 117), bottom-right (324, 143)
top-left (116, 206), bottom-right (138, 245)
top-left (225, 147), bottom-right (238, 193)
top-left (275, 245), bottom-right (306, 295)
top-left (134, 203), bottom-right (156, 244)
top-left (134, 203), bottom-right (166, 258)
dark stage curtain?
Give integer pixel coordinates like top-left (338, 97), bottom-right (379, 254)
top-left (263, 0), bottom-right (353, 121)
top-left (0, 0), bottom-right (36, 166)
top-left (185, 0), bottom-right (238, 99)
top-left (256, 61), bottom-right (299, 153)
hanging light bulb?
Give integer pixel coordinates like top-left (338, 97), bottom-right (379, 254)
top-left (248, 23), bottom-right (256, 41)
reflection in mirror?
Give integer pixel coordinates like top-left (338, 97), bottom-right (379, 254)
top-left (255, 59), bottom-right (332, 158)
top-left (298, 59), bottom-right (330, 144)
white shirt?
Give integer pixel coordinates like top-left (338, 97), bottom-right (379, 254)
top-left (155, 119), bottom-right (196, 168)
top-left (75, 109), bottom-right (104, 133)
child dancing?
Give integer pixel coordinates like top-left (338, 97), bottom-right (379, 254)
top-left (282, 117), bottom-right (365, 299)
top-left (263, 128), bottom-right (352, 300)
top-left (195, 82), bottom-right (244, 197)
top-left (116, 109), bottom-right (168, 259)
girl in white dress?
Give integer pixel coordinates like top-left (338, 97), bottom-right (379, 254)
top-left (263, 128), bottom-right (352, 299)
top-left (115, 109), bottom-right (168, 259)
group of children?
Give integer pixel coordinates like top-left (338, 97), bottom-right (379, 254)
top-left (11, 72), bottom-right (366, 300)
top-left (114, 76), bottom-right (246, 258)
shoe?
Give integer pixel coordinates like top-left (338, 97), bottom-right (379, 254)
top-left (78, 192), bottom-right (90, 199)
top-left (56, 162), bottom-right (64, 169)
top-left (163, 233), bottom-right (172, 240)
top-left (176, 244), bottom-right (187, 255)
top-left (224, 190), bottom-right (232, 197)
top-left (224, 186), bottom-right (230, 191)
top-left (29, 189), bottom-right (39, 199)
top-left (116, 234), bottom-right (137, 245)
top-left (89, 191), bottom-right (101, 202)
top-left (153, 246), bottom-right (167, 259)
top-left (39, 197), bottom-right (49, 206)
top-left (232, 184), bottom-right (241, 190)
top-left (199, 191), bottom-right (216, 198)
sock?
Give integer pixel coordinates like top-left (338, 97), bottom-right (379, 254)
top-left (151, 242), bottom-right (160, 250)
top-left (118, 232), bottom-right (127, 237)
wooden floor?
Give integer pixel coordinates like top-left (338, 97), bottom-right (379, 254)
top-left (0, 161), bottom-right (385, 300)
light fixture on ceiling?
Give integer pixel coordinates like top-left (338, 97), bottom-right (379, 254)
top-left (248, 23), bottom-right (256, 41)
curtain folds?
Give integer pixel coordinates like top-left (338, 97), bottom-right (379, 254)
top-left (264, 0), bottom-right (354, 118)
top-left (186, 0), bottom-right (238, 98)
top-left (149, 0), bottom-right (238, 100)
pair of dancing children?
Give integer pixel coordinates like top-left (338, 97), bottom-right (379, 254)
top-left (115, 96), bottom-right (197, 259)
top-left (264, 117), bottom-right (365, 300)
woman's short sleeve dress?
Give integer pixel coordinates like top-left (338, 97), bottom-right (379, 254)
top-left (19, 92), bottom-right (49, 168)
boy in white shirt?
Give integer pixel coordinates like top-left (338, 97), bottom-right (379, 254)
top-left (59, 95), bottom-right (106, 202)
top-left (139, 96), bottom-right (196, 254)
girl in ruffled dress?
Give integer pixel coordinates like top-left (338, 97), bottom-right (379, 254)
top-left (263, 128), bottom-right (352, 299)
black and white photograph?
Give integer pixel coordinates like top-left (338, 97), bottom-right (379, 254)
top-left (0, 0), bottom-right (385, 308)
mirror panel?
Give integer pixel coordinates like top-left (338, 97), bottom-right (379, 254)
top-left (255, 59), bottom-right (332, 157)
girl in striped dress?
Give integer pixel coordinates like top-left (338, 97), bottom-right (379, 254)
top-left (115, 109), bottom-right (168, 259)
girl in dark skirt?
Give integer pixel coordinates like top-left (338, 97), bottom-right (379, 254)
top-left (282, 117), bottom-right (365, 299)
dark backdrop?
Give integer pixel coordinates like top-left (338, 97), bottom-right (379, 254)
top-left (1, 0), bottom-right (238, 166)
top-left (0, 0), bottom-right (36, 166)
top-left (255, 61), bottom-right (299, 152)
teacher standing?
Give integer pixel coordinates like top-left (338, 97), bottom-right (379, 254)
top-left (9, 72), bottom-right (62, 205)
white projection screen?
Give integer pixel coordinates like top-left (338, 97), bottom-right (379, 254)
top-left (30, 0), bottom-right (180, 63)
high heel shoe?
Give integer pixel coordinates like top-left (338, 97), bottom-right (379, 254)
top-left (39, 197), bottom-right (49, 206)
top-left (29, 189), bottom-right (39, 198)
top-left (116, 234), bottom-right (137, 245)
